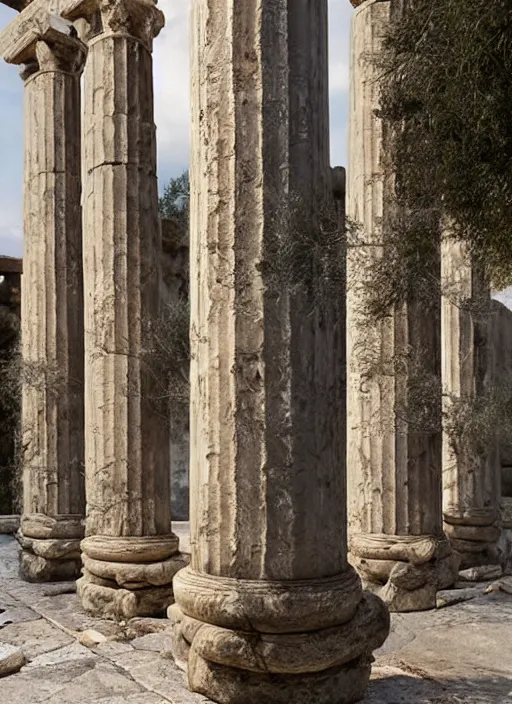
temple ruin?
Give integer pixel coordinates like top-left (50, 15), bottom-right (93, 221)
top-left (0, 0), bottom-right (511, 702)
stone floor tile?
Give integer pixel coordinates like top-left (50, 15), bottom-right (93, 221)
top-left (23, 641), bottom-right (96, 668)
top-left (0, 619), bottom-right (73, 659)
top-left (131, 631), bottom-right (173, 653)
top-left (0, 659), bottom-right (96, 702)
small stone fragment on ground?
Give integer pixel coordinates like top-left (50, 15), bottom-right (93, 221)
top-left (458, 564), bottom-right (502, 582)
top-left (436, 586), bottom-right (487, 608)
top-left (0, 643), bottom-right (25, 676)
top-left (78, 629), bottom-right (107, 647)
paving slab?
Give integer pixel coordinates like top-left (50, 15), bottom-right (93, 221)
top-left (23, 641), bottom-right (96, 669)
top-left (102, 695), bottom-right (171, 704)
top-left (0, 619), bottom-right (73, 660)
top-left (1, 582), bottom-right (124, 639)
top-left (0, 595), bottom-right (40, 628)
top-left (0, 659), bottom-right (145, 704)
top-left (114, 650), bottom-right (210, 703)
top-left (131, 631), bottom-right (174, 653)
top-left (27, 592), bottom-right (124, 638)
top-left (0, 535), bottom-right (19, 580)
top-left (363, 666), bottom-right (448, 702)
top-left (0, 658), bottom-right (95, 701)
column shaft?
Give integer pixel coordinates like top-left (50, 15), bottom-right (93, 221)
top-left (170, 2), bottom-right (389, 702)
top-left (4, 21), bottom-right (86, 582)
top-left (346, 0), bottom-right (457, 611)
top-left (64, 0), bottom-right (187, 619)
top-left (441, 237), bottom-right (501, 568)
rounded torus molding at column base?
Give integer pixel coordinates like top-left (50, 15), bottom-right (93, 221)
top-left (187, 650), bottom-right (373, 704)
top-left (444, 509), bottom-right (501, 570)
top-left (17, 514), bottom-right (84, 582)
top-left (0, 515), bottom-right (20, 535)
top-left (21, 513), bottom-right (85, 540)
top-left (349, 534), bottom-right (460, 612)
top-left (78, 534), bottom-right (187, 620)
top-left (170, 566), bottom-right (390, 703)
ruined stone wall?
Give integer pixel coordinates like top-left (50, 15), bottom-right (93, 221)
top-left (0, 256), bottom-right (22, 515)
top-left (161, 218), bottom-right (189, 521)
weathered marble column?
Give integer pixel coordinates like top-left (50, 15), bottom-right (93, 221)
top-left (1, 14), bottom-right (86, 582)
top-left (168, 2), bottom-right (389, 703)
top-left (63, 0), bottom-right (187, 619)
top-left (441, 237), bottom-right (501, 569)
top-left (346, 0), bottom-right (458, 611)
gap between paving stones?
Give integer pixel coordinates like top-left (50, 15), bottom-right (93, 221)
top-left (0, 576), bottom-right (203, 702)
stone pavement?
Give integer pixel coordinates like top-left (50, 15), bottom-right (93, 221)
top-left (1, 533), bottom-right (512, 703)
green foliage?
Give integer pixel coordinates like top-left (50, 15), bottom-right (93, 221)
top-left (158, 170), bottom-right (190, 233)
top-left (379, 0), bottom-right (512, 288)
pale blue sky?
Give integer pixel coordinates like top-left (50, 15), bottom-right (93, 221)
top-left (0, 1), bottom-right (352, 258)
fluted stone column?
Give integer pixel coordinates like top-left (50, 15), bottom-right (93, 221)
top-left (2, 16), bottom-right (86, 582)
top-left (168, 2), bottom-right (389, 703)
top-left (441, 237), bottom-right (501, 568)
top-left (63, 0), bottom-right (187, 619)
top-left (346, 0), bottom-right (458, 611)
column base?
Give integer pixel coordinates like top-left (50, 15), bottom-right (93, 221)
top-left (18, 514), bottom-right (84, 582)
top-left (187, 650), bottom-right (372, 704)
top-left (444, 511), bottom-right (501, 570)
top-left (20, 551), bottom-right (82, 582)
top-left (0, 515), bottom-right (20, 535)
top-left (349, 534), bottom-right (459, 612)
top-left (500, 500), bottom-right (512, 575)
top-left (79, 534), bottom-right (188, 620)
top-left (170, 566), bottom-right (389, 704)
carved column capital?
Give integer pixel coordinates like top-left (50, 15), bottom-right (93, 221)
top-left (63, 0), bottom-right (164, 51)
top-left (3, 17), bottom-right (86, 81)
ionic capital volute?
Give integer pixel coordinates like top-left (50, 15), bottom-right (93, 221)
top-left (3, 16), bottom-right (87, 82)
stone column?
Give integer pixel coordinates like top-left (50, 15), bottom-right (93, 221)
top-left (168, 2), bottom-right (389, 703)
top-left (2, 16), bottom-right (86, 582)
top-left (441, 236), bottom-right (501, 569)
top-left (63, 0), bottom-right (187, 619)
top-left (346, 0), bottom-right (458, 611)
